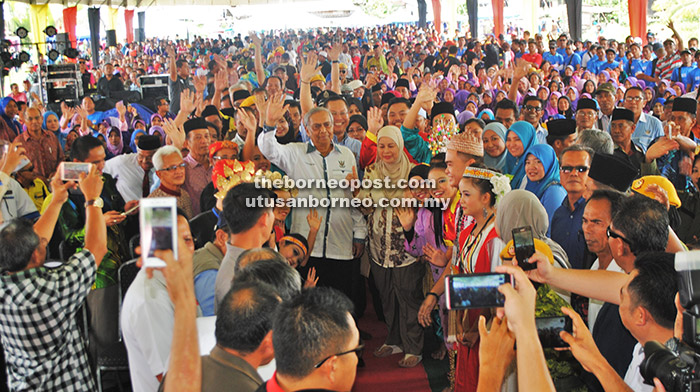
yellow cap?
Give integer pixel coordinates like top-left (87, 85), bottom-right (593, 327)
top-left (240, 96), bottom-right (256, 108)
top-left (310, 74), bottom-right (325, 83)
top-left (631, 175), bottom-right (681, 208)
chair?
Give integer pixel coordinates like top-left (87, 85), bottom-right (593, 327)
top-left (129, 235), bottom-right (140, 260)
top-left (91, 260), bottom-right (140, 392)
top-left (58, 241), bottom-right (79, 262)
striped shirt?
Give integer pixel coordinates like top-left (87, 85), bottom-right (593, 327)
top-left (655, 52), bottom-right (681, 80)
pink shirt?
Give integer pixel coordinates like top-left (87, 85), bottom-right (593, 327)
top-left (182, 153), bottom-right (212, 216)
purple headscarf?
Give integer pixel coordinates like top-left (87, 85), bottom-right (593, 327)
top-left (454, 90), bottom-right (470, 113)
top-left (105, 126), bottom-right (124, 156)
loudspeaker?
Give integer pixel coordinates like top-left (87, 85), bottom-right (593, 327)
top-left (106, 30), bottom-right (117, 47)
top-left (56, 33), bottom-right (70, 53)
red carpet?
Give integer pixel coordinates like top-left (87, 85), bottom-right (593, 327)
top-left (352, 305), bottom-right (432, 392)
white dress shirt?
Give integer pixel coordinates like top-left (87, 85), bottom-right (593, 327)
top-left (103, 153), bottom-right (157, 202)
top-left (623, 343), bottom-right (653, 392)
top-left (588, 258), bottom-right (624, 331)
top-left (258, 128), bottom-right (367, 260)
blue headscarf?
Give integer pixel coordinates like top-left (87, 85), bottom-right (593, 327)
top-left (523, 144), bottom-right (561, 198)
top-left (504, 121), bottom-right (537, 188)
top-left (0, 97), bottom-right (21, 139)
top-left (130, 129), bottom-right (147, 152)
top-left (42, 111), bottom-right (59, 131)
top-left (483, 122), bottom-right (507, 171)
top-left (477, 109), bottom-right (495, 120)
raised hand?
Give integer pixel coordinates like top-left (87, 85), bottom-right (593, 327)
top-left (300, 52), bottom-right (321, 84)
top-left (328, 41), bottom-right (342, 62)
top-left (304, 267), bottom-right (319, 288)
top-left (214, 69), bottom-right (228, 92)
top-left (166, 45), bottom-right (176, 58)
top-left (249, 31), bottom-right (262, 48)
top-left (162, 118), bottom-right (186, 150)
top-left (179, 89), bottom-right (196, 115)
top-left (423, 244), bottom-right (448, 267)
top-left (306, 208), bottom-right (323, 232)
top-left (0, 141), bottom-right (28, 175)
top-left (366, 106), bottom-right (384, 136)
top-left (116, 101), bottom-right (127, 118)
top-left (238, 109), bottom-right (258, 134)
top-left (395, 206), bottom-right (417, 231)
top-left (193, 75), bottom-right (207, 93)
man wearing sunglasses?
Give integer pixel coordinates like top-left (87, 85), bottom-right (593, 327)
top-left (256, 287), bottom-right (360, 392)
top-left (149, 145), bottom-right (194, 219)
top-left (550, 144), bottom-right (594, 270)
top-left (520, 96), bottom-right (547, 144)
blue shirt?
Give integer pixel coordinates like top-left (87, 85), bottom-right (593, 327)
top-left (672, 66), bottom-right (696, 83)
top-left (562, 53), bottom-right (582, 69)
top-left (598, 60), bottom-right (620, 72)
top-left (631, 113), bottom-right (664, 153)
top-left (627, 59), bottom-right (650, 76)
top-left (543, 52), bottom-right (564, 67)
top-left (194, 270), bottom-right (217, 316)
top-left (687, 68), bottom-right (700, 92)
top-left (540, 184), bottom-right (568, 235)
top-left (556, 48), bottom-right (567, 57)
top-left (550, 196), bottom-right (587, 270)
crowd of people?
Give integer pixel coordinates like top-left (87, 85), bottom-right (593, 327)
top-left (1, 17), bottom-right (700, 392)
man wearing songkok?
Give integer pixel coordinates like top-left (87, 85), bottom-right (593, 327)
top-left (546, 119), bottom-right (577, 157)
top-left (103, 135), bottom-right (161, 202)
top-left (575, 98), bottom-right (600, 131)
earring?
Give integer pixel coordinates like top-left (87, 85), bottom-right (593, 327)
top-left (483, 208), bottom-right (488, 219)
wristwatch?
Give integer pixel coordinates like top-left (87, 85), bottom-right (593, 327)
top-left (85, 197), bottom-right (104, 209)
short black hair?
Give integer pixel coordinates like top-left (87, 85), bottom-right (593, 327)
top-left (624, 86), bottom-right (644, 97)
top-left (70, 135), bottom-right (104, 162)
top-left (323, 95), bottom-right (348, 109)
top-left (0, 219), bottom-right (39, 272)
top-left (588, 189), bottom-right (625, 216)
top-left (612, 194), bottom-right (669, 255)
top-left (462, 118), bottom-right (485, 132)
top-left (175, 59), bottom-right (188, 69)
top-left (285, 99), bottom-right (301, 112)
top-left (273, 287), bottom-right (354, 378)
top-left (522, 95), bottom-right (542, 108)
top-left (222, 182), bottom-right (275, 235)
top-left (628, 252), bottom-right (677, 330)
top-left (495, 98), bottom-right (519, 118)
top-left (232, 258), bottom-right (302, 302)
top-left (216, 281), bottom-right (281, 353)
top-left (387, 97), bottom-right (411, 113)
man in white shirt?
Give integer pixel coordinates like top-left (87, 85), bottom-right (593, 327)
top-left (121, 212), bottom-right (195, 392)
top-left (258, 102), bottom-right (366, 301)
top-left (103, 135), bottom-right (160, 202)
top-left (581, 189), bottom-right (625, 330)
top-left (0, 144), bottom-right (39, 228)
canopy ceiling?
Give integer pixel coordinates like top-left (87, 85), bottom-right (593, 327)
top-left (10, 0), bottom-right (320, 8)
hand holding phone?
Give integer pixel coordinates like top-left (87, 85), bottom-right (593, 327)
top-left (140, 198), bottom-right (178, 268)
top-left (445, 273), bottom-right (512, 310)
top-left (536, 315), bottom-right (573, 348)
top-left (60, 162), bottom-right (92, 181)
top-left (512, 226), bottom-right (536, 271)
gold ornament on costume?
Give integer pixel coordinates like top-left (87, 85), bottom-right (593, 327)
top-left (212, 159), bottom-right (256, 200)
top-left (254, 170), bottom-right (299, 198)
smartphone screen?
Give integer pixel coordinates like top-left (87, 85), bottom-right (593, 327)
top-left (140, 198), bottom-right (178, 268)
top-left (60, 162), bottom-right (92, 181)
top-left (445, 273), bottom-right (510, 310)
top-left (536, 316), bottom-right (572, 348)
top-left (512, 226), bottom-right (536, 271)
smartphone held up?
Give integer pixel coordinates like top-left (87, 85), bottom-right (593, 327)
top-left (139, 198), bottom-right (178, 268)
top-left (512, 226), bottom-right (537, 271)
top-left (445, 273), bottom-right (513, 310)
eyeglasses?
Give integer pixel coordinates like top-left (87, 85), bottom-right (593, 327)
top-left (625, 96), bottom-right (644, 102)
top-left (212, 154), bottom-right (237, 161)
top-left (577, 111), bottom-right (597, 118)
top-left (159, 162), bottom-right (186, 172)
top-left (607, 227), bottom-right (632, 246)
top-left (314, 344), bottom-right (364, 368)
top-left (560, 166), bottom-right (589, 174)
top-left (523, 105), bottom-right (542, 112)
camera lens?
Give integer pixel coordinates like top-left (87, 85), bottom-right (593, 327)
top-left (640, 341), bottom-right (689, 392)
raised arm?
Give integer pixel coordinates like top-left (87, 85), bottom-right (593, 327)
top-left (80, 164), bottom-right (107, 265)
top-left (33, 173), bottom-right (75, 243)
top-left (167, 46), bottom-right (177, 82)
top-left (404, 84), bottom-right (436, 130)
top-left (250, 32), bottom-right (266, 87)
top-left (508, 59), bottom-right (531, 104)
top-left (328, 42), bottom-right (342, 94)
top-left (668, 21), bottom-right (684, 52)
top-left (299, 52), bottom-right (321, 116)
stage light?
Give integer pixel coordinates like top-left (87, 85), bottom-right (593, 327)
top-left (44, 26), bottom-right (57, 37)
top-left (64, 48), bottom-right (79, 59)
top-left (15, 27), bottom-right (29, 39)
top-left (0, 52), bottom-right (11, 63)
top-left (48, 49), bottom-right (60, 61)
top-left (18, 51), bottom-right (30, 63)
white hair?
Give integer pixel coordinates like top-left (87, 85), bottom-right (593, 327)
top-left (153, 145), bottom-right (183, 171)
